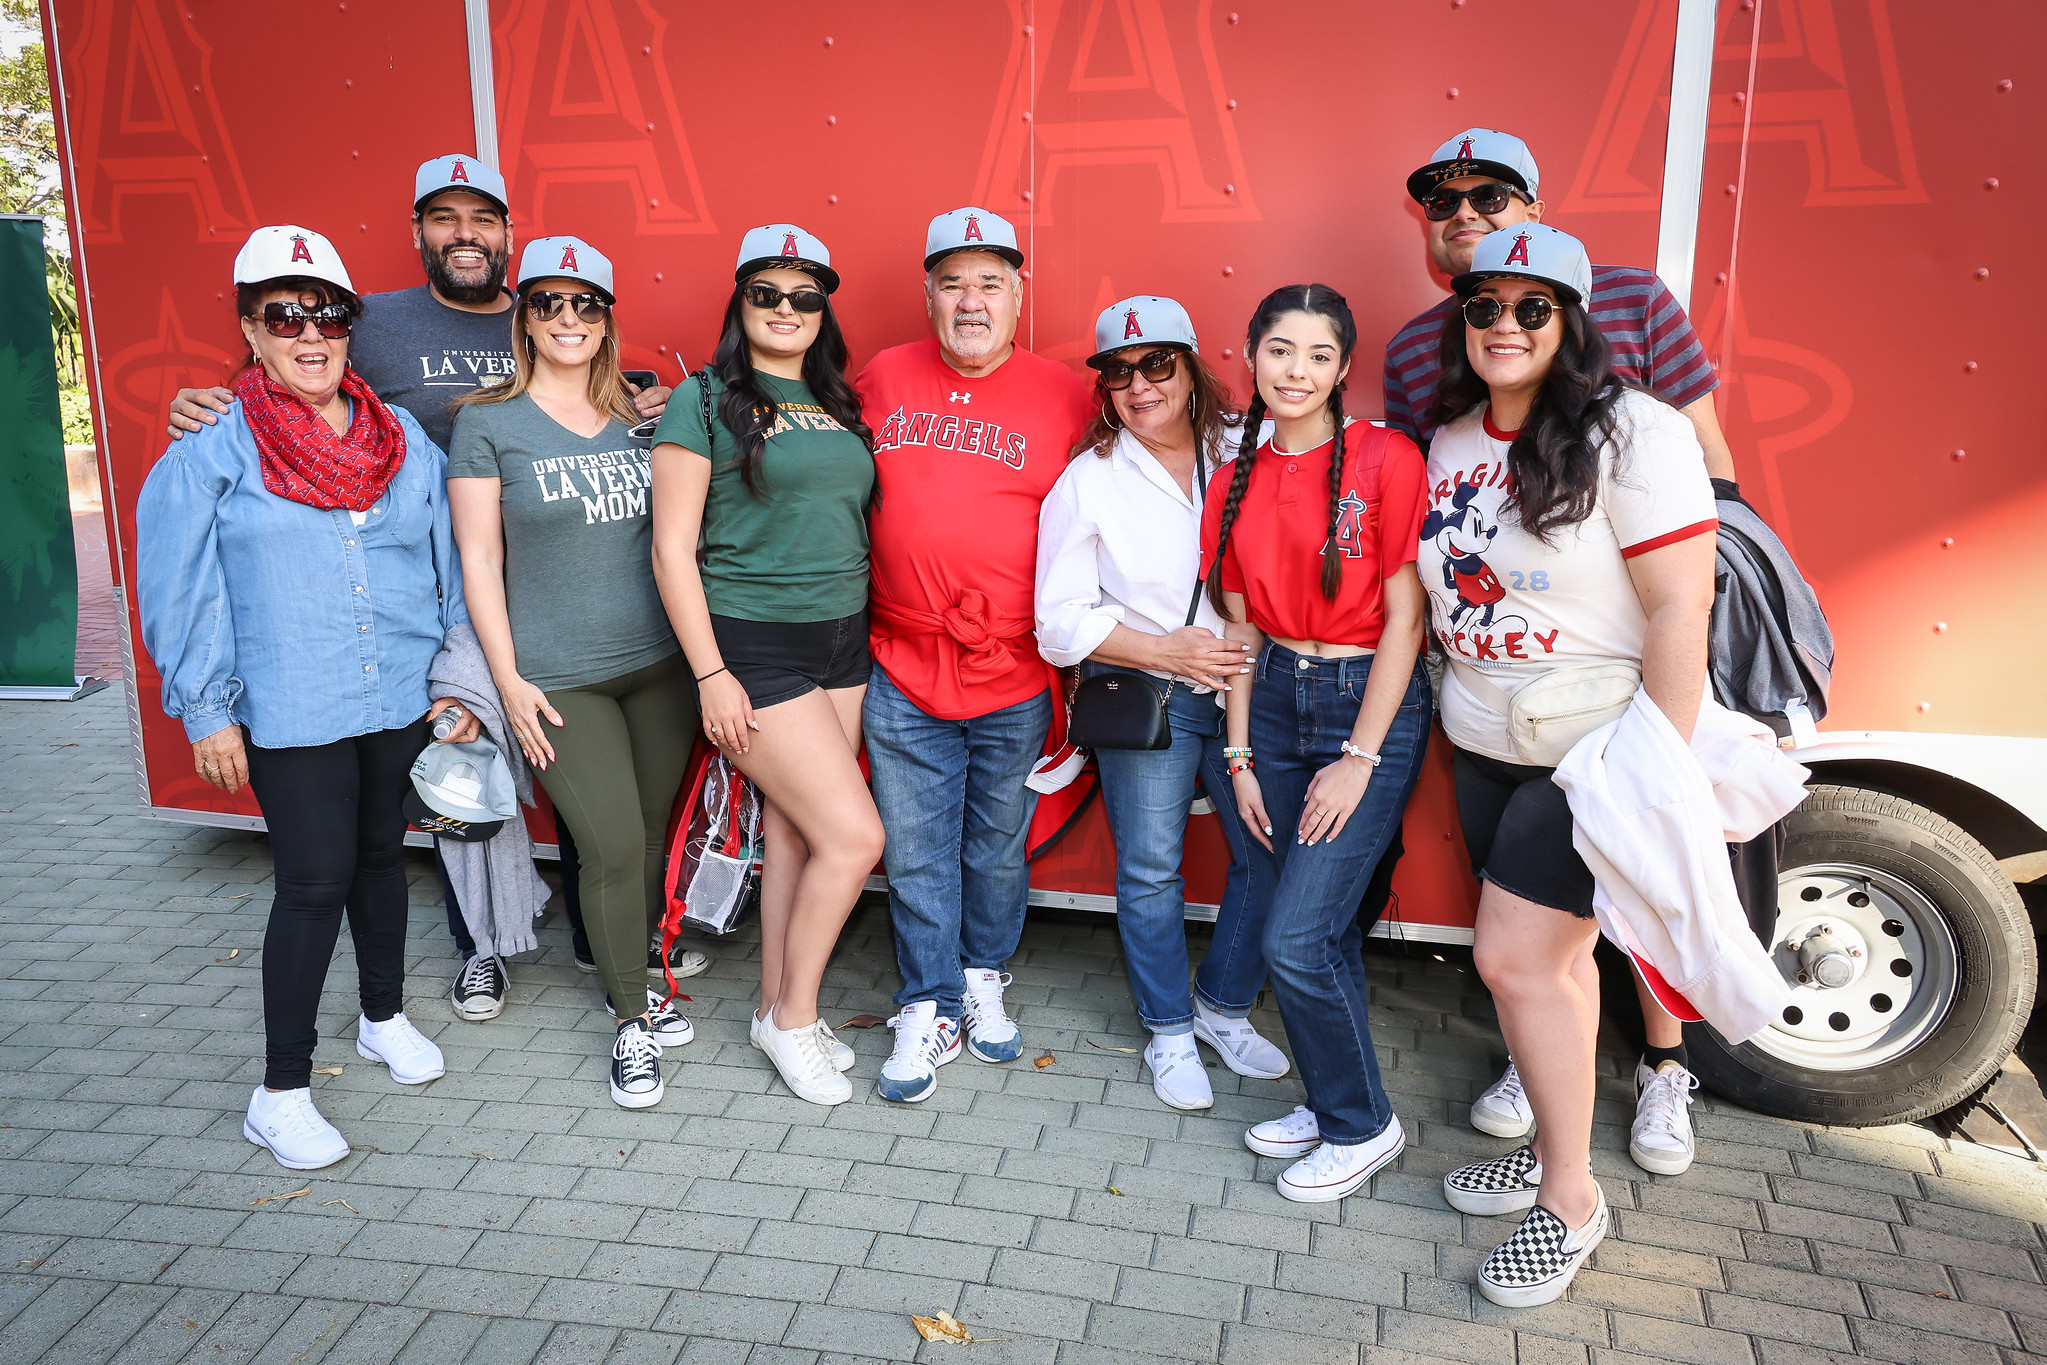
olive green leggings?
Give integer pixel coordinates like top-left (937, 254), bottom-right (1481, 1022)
top-left (532, 650), bottom-right (699, 1016)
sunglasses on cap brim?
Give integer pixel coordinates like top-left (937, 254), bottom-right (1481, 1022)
top-left (1096, 348), bottom-right (1185, 390)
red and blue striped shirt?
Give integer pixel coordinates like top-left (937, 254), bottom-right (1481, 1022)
top-left (1382, 265), bottom-right (1718, 445)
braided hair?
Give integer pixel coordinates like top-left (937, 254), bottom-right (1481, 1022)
top-left (1203, 284), bottom-right (1359, 618)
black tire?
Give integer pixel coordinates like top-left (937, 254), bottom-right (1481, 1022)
top-left (1686, 784), bottom-right (2036, 1127)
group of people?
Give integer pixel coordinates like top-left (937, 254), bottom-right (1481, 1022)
top-left (135, 126), bottom-right (1755, 1309)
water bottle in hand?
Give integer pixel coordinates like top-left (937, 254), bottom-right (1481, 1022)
top-left (431, 704), bottom-right (466, 742)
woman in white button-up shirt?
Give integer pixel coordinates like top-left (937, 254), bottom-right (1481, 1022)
top-left (1034, 296), bottom-right (1290, 1113)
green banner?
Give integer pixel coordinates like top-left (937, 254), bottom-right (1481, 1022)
top-left (0, 213), bottom-right (78, 690)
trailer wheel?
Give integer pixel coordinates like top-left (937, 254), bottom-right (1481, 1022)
top-left (1686, 785), bottom-right (2036, 1127)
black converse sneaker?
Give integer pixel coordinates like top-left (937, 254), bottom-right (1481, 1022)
top-left (1477, 1186), bottom-right (1608, 1308)
top-left (609, 1018), bottom-right (665, 1109)
top-left (1443, 1144), bottom-right (1543, 1216)
top-left (450, 953), bottom-right (507, 1022)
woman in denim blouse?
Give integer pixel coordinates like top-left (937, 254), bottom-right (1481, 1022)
top-left (137, 226), bottom-right (473, 1171)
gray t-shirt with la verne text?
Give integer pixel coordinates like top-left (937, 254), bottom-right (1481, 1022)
top-left (446, 393), bottom-right (678, 691)
top-left (351, 285), bottom-right (518, 451)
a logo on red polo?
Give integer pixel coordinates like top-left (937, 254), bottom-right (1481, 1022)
top-left (872, 404), bottom-right (1026, 469)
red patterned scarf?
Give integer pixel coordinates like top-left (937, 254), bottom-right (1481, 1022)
top-left (236, 364), bottom-right (409, 511)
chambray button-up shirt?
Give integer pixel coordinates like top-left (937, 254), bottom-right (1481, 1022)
top-left (136, 400), bottom-right (466, 750)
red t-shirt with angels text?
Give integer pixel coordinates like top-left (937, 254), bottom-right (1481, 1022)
top-left (1200, 421), bottom-right (1428, 648)
top-left (858, 338), bottom-right (1094, 720)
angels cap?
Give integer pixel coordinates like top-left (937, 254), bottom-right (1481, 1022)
top-left (1452, 223), bottom-right (1592, 305)
top-left (735, 224), bottom-right (840, 293)
top-left (408, 737), bottom-right (518, 824)
top-left (924, 206), bottom-right (1023, 272)
top-left (1088, 295), bottom-right (1198, 368)
top-left (413, 153), bottom-right (510, 215)
top-left (1406, 128), bottom-right (1541, 203)
top-left (518, 235), bottom-right (615, 303)
top-left (232, 226), bottom-right (355, 295)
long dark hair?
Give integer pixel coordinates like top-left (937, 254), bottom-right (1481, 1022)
top-left (1204, 283), bottom-right (1357, 618)
top-left (1071, 347), bottom-right (1239, 461)
top-left (1424, 291), bottom-right (1635, 543)
top-left (707, 281), bottom-right (873, 497)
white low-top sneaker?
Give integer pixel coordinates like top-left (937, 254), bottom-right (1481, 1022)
top-left (450, 953), bottom-right (507, 1022)
top-left (1471, 1060), bottom-right (1535, 1139)
top-left (1478, 1186), bottom-right (1609, 1308)
top-left (1443, 1144), bottom-right (1542, 1216)
top-left (876, 1001), bottom-right (961, 1103)
top-left (607, 989), bottom-right (694, 1049)
top-left (760, 1007), bottom-right (852, 1106)
top-left (1630, 1060), bottom-right (1700, 1176)
top-left (1277, 1115), bottom-right (1406, 1203)
top-left (244, 1086), bottom-right (349, 1170)
top-left (1244, 1105), bottom-right (1322, 1158)
top-left (355, 1013), bottom-right (445, 1084)
top-left (750, 1009), bottom-right (853, 1071)
top-left (610, 1018), bottom-right (665, 1108)
top-left (1143, 1033), bottom-right (1213, 1111)
top-left (1189, 999), bottom-right (1289, 1079)
top-left (961, 969), bottom-right (1023, 1063)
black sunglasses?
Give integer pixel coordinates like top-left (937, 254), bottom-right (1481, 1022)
top-left (1423, 182), bottom-right (1528, 221)
top-left (742, 282), bottom-right (829, 313)
top-left (1462, 294), bottom-right (1560, 331)
top-left (525, 290), bottom-right (610, 323)
top-left (254, 301), bottom-right (352, 340)
top-left (1099, 348), bottom-right (1181, 391)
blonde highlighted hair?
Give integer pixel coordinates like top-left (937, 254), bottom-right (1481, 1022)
top-left (453, 282), bottom-right (641, 424)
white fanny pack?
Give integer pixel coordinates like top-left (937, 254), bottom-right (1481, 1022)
top-left (1449, 658), bottom-right (1641, 768)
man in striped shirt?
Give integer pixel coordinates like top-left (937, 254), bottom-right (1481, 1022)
top-left (1382, 128), bottom-right (1736, 481)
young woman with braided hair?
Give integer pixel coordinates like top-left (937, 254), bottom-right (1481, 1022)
top-left (1198, 284), bottom-right (1432, 1203)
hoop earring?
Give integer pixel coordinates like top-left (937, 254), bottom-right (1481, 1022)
top-left (1102, 400), bottom-right (1122, 431)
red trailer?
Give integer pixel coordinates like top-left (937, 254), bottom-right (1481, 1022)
top-left (42, 0), bottom-right (2042, 1125)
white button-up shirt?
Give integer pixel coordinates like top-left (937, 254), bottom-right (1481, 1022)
top-left (1034, 422), bottom-right (1240, 689)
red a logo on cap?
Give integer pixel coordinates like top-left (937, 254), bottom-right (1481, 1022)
top-left (558, 245), bottom-right (579, 271)
top-left (1503, 232), bottom-right (1531, 266)
top-left (963, 214), bottom-right (983, 243)
top-left (1457, 137), bottom-right (1474, 160)
top-left (781, 231), bottom-right (799, 257)
top-left (289, 234), bottom-right (313, 264)
top-left (1123, 309), bottom-right (1143, 339)
top-left (450, 159), bottom-right (470, 183)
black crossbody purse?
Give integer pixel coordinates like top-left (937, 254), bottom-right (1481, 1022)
top-left (1064, 450), bottom-right (1210, 753)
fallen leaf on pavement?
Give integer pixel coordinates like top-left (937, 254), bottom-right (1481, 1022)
top-left (1086, 1039), bottom-right (1141, 1054)
top-left (911, 1310), bottom-right (1004, 1344)
top-left (312, 1067), bottom-right (342, 1076)
top-left (471, 1152), bottom-right (496, 1160)
top-left (1107, 1186), bottom-right (1123, 1196)
top-left (838, 1014), bottom-right (886, 1029)
top-left (318, 1199), bottom-right (358, 1213)
top-left (1034, 1053), bottom-right (1056, 1069)
top-left (214, 948), bottom-right (240, 962)
top-left (249, 1186), bottom-right (310, 1206)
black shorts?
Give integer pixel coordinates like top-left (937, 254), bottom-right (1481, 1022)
top-left (1453, 747), bottom-right (1596, 918)
top-left (709, 610), bottom-right (871, 709)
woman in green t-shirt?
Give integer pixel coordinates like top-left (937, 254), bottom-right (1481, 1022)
top-left (650, 225), bottom-right (879, 1108)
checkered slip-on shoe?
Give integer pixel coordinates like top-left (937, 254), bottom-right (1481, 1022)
top-left (1477, 1185), bottom-right (1608, 1308)
top-left (1443, 1144), bottom-right (1542, 1216)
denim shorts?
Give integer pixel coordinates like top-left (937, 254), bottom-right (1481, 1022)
top-left (1452, 746), bottom-right (1596, 918)
top-left (709, 610), bottom-right (871, 709)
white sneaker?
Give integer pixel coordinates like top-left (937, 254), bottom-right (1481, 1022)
top-left (1277, 1115), bottom-right (1406, 1203)
top-left (876, 1001), bottom-right (961, 1103)
top-left (759, 1007), bottom-right (852, 1106)
top-left (1630, 1060), bottom-right (1700, 1175)
top-left (243, 1086), bottom-right (350, 1170)
top-left (1189, 999), bottom-right (1289, 1079)
top-left (355, 1013), bottom-right (445, 1084)
top-left (1478, 1185), bottom-right (1609, 1308)
top-left (610, 1018), bottom-right (665, 1108)
top-left (449, 953), bottom-right (506, 1022)
top-left (607, 989), bottom-right (695, 1049)
top-left (1143, 1033), bottom-right (1213, 1111)
top-left (961, 969), bottom-right (1023, 1063)
top-left (1244, 1105), bottom-right (1322, 1158)
top-left (751, 1009), bottom-right (853, 1071)
top-left (1471, 1061), bottom-right (1536, 1139)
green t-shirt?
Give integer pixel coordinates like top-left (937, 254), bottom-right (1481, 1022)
top-left (650, 372), bottom-right (875, 623)
top-left (446, 393), bottom-right (678, 690)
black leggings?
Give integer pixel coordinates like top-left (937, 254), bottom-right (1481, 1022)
top-left (244, 719), bottom-right (428, 1090)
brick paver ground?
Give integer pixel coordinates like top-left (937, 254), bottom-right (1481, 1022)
top-left (1, 687), bottom-right (2044, 1364)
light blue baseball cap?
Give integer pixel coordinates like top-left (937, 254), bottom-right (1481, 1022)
top-left (1452, 223), bottom-right (1592, 304)
top-left (1406, 128), bottom-right (1540, 203)
top-left (735, 223), bottom-right (839, 293)
top-left (1088, 295), bottom-right (1198, 368)
top-left (413, 153), bottom-right (509, 215)
top-left (518, 235), bottom-right (614, 303)
top-left (924, 206), bottom-right (1023, 271)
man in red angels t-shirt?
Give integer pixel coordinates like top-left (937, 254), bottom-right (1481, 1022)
top-left (856, 207), bottom-right (1094, 1104)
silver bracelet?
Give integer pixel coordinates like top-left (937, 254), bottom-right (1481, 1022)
top-left (1340, 741), bottom-right (1381, 768)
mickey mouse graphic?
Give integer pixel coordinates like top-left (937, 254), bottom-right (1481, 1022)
top-left (1422, 481), bottom-right (1506, 633)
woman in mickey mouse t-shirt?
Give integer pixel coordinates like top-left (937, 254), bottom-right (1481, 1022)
top-left (1199, 284), bottom-right (1432, 1207)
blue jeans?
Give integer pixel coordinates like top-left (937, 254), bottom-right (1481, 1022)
top-left (1249, 644), bottom-right (1432, 1146)
top-left (1091, 669), bottom-right (1271, 1032)
top-left (865, 665), bottom-right (1051, 1021)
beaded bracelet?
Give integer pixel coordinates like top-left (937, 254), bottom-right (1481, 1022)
top-left (1223, 746), bottom-right (1253, 760)
top-left (1227, 758), bottom-right (1255, 775)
